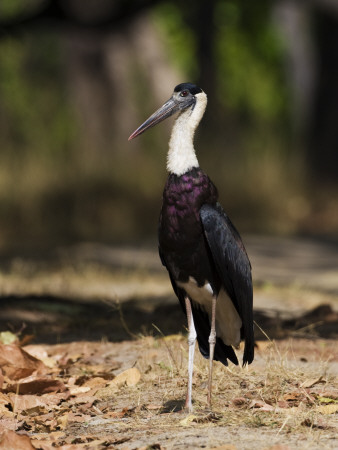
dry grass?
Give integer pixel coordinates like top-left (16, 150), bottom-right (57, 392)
top-left (64, 335), bottom-right (337, 449)
top-left (1, 334), bottom-right (337, 449)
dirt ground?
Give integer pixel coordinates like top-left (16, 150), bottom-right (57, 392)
top-left (0, 337), bottom-right (337, 450)
top-left (0, 238), bottom-right (337, 449)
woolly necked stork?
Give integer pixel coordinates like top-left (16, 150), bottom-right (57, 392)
top-left (129, 83), bottom-right (254, 411)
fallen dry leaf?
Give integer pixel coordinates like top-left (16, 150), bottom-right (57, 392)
top-left (67, 412), bottom-right (92, 423)
top-left (0, 345), bottom-right (46, 380)
top-left (41, 391), bottom-right (70, 405)
top-left (282, 392), bottom-right (304, 405)
top-left (316, 404), bottom-right (338, 414)
top-left (191, 413), bottom-right (221, 423)
top-left (68, 386), bottom-right (91, 396)
top-left (23, 345), bottom-right (49, 361)
top-left (231, 397), bottom-right (247, 407)
top-left (56, 413), bottom-right (69, 430)
top-left (317, 390), bottom-right (338, 400)
top-left (22, 405), bottom-right (49, 418)
top-left (0, 331), bottom-right (18, 345)
top-left (40, 358), bottom-right (57, 369)
top-left (0, 429), bottom-right (35, 450)
top-left (95, 384), bottom-right (118, 399)
top-left (300, 376), bottom-right (325, 389)
top-left (249, 399), bottom-right (274, 411)
top-left (82, 376), bottom-right (107, 389)
top-left (0, 393), bottom-right (10, 407)
top-left (301, 417), bottom-right (329, 429)
top-left (277, 400), bottom-right (289, 409)
top-left (8, 391), bottom-right (70, 414)
top-left (82, 363), bottom-right (118, 375)
top-left (109, 367), bottom-right (141, 388)
top-left (58, 352), bottom-right (83, 366)
top-left (179, 414), bottom-right (198, 426)
top-left (145, 403), bottom-right (163, 410)
top-left (67, 393), bottom-right (96, 407)
top-left (317, 396), bottom-right (338, 403)
top-left (8, 394), bottom-right (49, 414)
top-left (105, 406), bottom-right (135, 418)
top-left (0, 418), bottom-right (22, 433)
top-left (259, 404), bottom-right (274, 412)
top-left (0, 392), bottom-right (12, 418)
top-left (31, 430), bottom-right (65, 444)
top-left (104, 411), bottom-right (125, 419)
top-left (31, 414), bottom-right (58, 433)
top-left (53, 439), bottom-right (108, 450)
top-left (31, 431), bottom-right (64, 449)
top-left (0, 408), bottom-right (13, 419)
top-left (6, 377), bottom-right (68, 395)
top-left (30, 440), bottom-right (57, 450)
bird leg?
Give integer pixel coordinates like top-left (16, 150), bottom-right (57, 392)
top-left (207, 296), bottom-right (217, 408)
top-left (184, 296), bottom-right (196, 412)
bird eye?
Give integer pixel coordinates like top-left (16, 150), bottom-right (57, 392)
top-left (180, 90), bottom-right (189, 97)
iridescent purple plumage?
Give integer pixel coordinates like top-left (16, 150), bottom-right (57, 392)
top-left (161, 167), bottom-right (217, 234)
top-left (159, 167), bottom-right (218, 287)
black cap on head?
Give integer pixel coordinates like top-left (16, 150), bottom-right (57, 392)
top-left (174, 83), bottom-right (203, 96)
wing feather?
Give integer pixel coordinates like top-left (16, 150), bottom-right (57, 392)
top-left (200, 203), bottom-right (254, 365)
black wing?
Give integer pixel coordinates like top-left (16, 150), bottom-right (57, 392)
top-left (159, 246), bottom-right (238, 366)
top-left (200, 203), bottom-right (254, 365)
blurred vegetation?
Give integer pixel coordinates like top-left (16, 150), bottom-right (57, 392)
top-left (0, 0), bottom-right (337, 250)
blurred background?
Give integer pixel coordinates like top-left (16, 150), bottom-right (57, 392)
top-left (0, 0), bottom-right (338, 249)
top-left (0, 0), bottom-right (338, 343)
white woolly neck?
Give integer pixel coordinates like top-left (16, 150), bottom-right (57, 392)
top-left (167, 91), bottom-right (207, 176)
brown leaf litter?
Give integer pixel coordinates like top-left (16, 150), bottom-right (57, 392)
top-left (0, 337), bottom-right (336, 449)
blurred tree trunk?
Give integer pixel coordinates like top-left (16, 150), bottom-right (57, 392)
top-left (64, 14), bottom-right (181, 165)
top-left (273, 0), bottom-right (338, 185)
top-left (181, 0), bottom-right (219, 128)
top-left (65, 34), bottom-right (114, 161)
top-left (272, 1), bottom-right (316, 135)
top-left (192, 0), bottom-right (216, 102)
top-left (308, 8), bottom-right (338, 183)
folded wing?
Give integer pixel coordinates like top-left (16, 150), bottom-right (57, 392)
top-left (200, 203), bottom-right (254, 365)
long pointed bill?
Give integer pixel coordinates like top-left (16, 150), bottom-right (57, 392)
top-left (128, 97), bottom-right (179, 140)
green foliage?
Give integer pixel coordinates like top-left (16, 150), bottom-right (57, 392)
top-left (0, 1), bottom-right (323, 241)
top-left (215, 0), bottom-right (288, 123)
top-left (152, 2), bottom-right (198, 78)
top-left (153, 0), bottom-right (288, 126)
top-left (0, 35), bottom-right (77, 162)
top-left (0, 0), bottom-right (42, 20)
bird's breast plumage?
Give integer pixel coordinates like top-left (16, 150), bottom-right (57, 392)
top-left (158, 167), bottom-right (218, 285)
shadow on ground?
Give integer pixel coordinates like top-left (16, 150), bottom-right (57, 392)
top-left (1, 294), bottom-right (337, 345)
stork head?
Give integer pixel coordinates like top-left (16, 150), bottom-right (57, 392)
top-left (128, 83), bottom-right (203, 140)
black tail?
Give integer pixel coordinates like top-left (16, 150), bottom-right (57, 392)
top-left (192, 302), bottom-right (238, 366)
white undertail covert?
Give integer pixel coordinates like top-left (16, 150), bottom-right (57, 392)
top-left (177, 277), bottom-right (242, 348)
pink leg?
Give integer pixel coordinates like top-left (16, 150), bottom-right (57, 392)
top-left (207, 297), bottom-right (217, 408)
top-left (184, 296), bottom-right (196, 412)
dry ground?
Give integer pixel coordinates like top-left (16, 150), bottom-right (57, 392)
top-left (0, 336), bottom-right (337, 449)
top-left (0, 240), bottom-right (337, 449)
